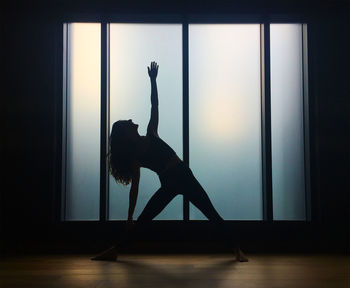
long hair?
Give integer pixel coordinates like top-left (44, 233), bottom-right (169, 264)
top-left (109, 120), bottom-right (137, 185)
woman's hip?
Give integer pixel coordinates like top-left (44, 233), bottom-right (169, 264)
top-left (159, 162), bottom-right (197, 193)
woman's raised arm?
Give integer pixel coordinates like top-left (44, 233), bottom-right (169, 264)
top-left (147, 61), bottom-right (159, 136)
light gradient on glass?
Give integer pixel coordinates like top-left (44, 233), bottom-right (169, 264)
top-left (189, 24), bottom-right (263, 220)
top-left (270, 24), bottom-right (306, 220)
top-left (109, 24), bottom-right (183, 220)
top-left (65, 23), bottom-right (101, 220)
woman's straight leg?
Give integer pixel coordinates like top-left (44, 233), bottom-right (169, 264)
top-left (182, 169), bottom-right (248, 261)
top-left (185, 174), bottom-right (223, 222)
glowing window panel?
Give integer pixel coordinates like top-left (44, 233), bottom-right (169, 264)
top-left (270, 24), bottom-right (306, 220)
top-left (109, 24), bottom-right (183, 220)
top-left (189, 24), bottom-right (263, 220)
top-left (65, 23), bottom-right (101, 220)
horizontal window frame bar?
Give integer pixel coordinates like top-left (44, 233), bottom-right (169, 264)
top-left (60, 13), bottom-right (310, 23)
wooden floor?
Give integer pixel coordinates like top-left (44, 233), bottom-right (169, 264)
top-left (1, 253), bottom-right (349, 288)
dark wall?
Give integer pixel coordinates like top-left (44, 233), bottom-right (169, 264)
top-left (3, 10), bottom-right (60, 251)
top-left (2, 0), bottom-right (349, 253)
top-left (309, 10), bottom-right (350, 239)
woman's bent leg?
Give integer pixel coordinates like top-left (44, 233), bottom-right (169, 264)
top-left (92, 187), bottom-right (178, 260)
top-left (137, 187), bottom-right (178, 223)
top-left (116, 187), bottom-right (178, 248)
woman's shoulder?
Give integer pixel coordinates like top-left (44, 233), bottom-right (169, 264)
top-left (141, 134), bottom-right (157, 142)
top-left (146, 130), bottom-right (160, 138)
top-left (140, 134), bottom-right (165, 152)
top-left (138, 135), bottom-right (156, 153)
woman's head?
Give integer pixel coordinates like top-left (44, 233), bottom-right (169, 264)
top-left (109, 120), bottom-right (139, 185)
top-left (111, 119), bottom-right (139, 140)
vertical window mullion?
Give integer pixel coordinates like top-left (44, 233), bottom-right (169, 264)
top-left (302, 24), bottom-right (311, 221)
top-left (106, 23), bottom-right (111, 220)
top-left (61, 23), bottom-right (68, 221)
top-left (183, 21), bottom-right (190, 221)
top-left (100, 22), bottom-right (108, 221)
top-left (261, 23), bottom-right (273, 221)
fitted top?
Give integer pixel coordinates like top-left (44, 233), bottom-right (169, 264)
top-left (138, 134), bottom-right (177, 175)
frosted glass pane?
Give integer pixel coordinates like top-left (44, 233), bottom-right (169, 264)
top-left (109, 24), bottom-right (183, 220)
top-left (189, 24), bottom-right (263, 220)
top-left (65, 23), bottom-right (101, 220)
top-left (270, 24), bottom-right (306, 220)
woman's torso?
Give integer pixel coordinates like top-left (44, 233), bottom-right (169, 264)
top-left (137, 134), bottom-right (181, 175)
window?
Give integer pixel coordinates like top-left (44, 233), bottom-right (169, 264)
top-left (108, 24), bottom-right (183, 220)
top-left (270, 24), bottom-right (308, 220)
top-left (62, 23), bottom-right (101, 220)
top-left (189, 24), bottom-right (263, 220)
top-left (61, 21), bottom-right (310, 221)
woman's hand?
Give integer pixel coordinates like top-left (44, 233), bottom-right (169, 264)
top-left (148, 61), bottom-right (159, 80)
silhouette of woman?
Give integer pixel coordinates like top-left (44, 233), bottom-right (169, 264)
top-left (92, 62), bottom-right (248, 262)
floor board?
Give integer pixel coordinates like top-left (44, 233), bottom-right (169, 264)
top-left (1, 253), bottom-right (349, 288)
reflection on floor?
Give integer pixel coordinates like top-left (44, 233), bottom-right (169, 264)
top-left (1, 253), bottom-right (349, 288)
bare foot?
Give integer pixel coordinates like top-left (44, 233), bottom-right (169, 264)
top-left (91, 246), bottom-right (118, 261)
top-left (235, 247), bottom-right (249, 262)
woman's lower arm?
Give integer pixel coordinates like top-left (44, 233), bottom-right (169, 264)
top-left (128, 208), bottom-right (134, 220)
top-left (150, 79), bottom-right (158, 106)
top-left (128, 203), bottom-right (135, 220)
top-left (128, 189), bottom-right (138, 219)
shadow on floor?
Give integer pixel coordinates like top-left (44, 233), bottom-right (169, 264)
top-left (112, 257), bottom-right (237, 288)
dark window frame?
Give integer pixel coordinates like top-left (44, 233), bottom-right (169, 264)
top-left (59, 15), bottom-right (311, 226)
